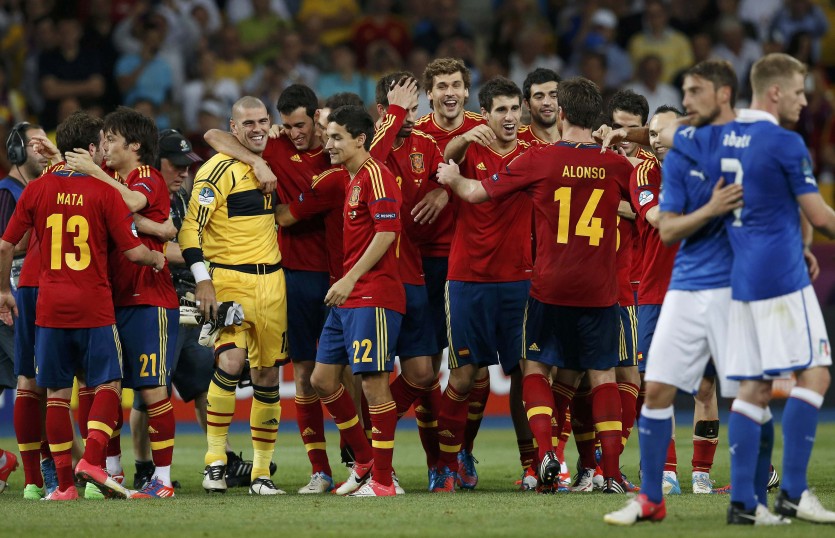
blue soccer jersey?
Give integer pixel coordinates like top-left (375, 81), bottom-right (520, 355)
top-left (677, 110), bottom-right (818, 301)
top-left (660, 127), bottom-right (733, 291)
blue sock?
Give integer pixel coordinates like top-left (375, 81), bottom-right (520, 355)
top-left (782, 393), bottom-right (820, 498)
top-left (638, 406), bottom-right (673, 504)
top-left (728, 401), bottom-right (762, 511)
top-left (755, 416), bottom-right (774, 506)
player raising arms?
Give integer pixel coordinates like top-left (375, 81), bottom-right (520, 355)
top-left (311, 105), bottom-right (404, 497)
top-left (438, 77), bottom-right (633, 493)
top-left (0, 112), bottom-right (165, 500)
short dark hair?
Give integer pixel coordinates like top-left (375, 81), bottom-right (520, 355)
top-left (522, 68), bottom-right (561, 101)
top-left (329, 105), bottom-right (375, 151)
top-left (422, 57), bottom-right (471, 93)
top-left (478, 76), bottom-right (522, 111)
top-left (102, 106), bottom-right (157, 165)
top-left (557, 77), bottom-right (602, 129)
top-left (608, 89), bottom-right (650, 125)
top-left (653, 105), bottom-right (684, 117)
top-left (325, 92), bottom-right (364, 110)
top-left (276, 84), bottom-right (318, 119)
top-left (56, 111), bottom-right (103, 156)
top-left (375, 71), bottom-right (419, 107)
top-left (685, 59), bottom-right (739, 107)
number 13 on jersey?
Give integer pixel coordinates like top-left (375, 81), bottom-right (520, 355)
top-left (45, 213), bottom-right (91, 270)
top-left (553, 187), bottom-right (604, 246)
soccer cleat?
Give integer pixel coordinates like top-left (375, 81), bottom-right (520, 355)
top-left (42, 486), bottom-right (79, 501)
top-left (23, 484), bottom-right (45, 500)
top-left (558, 461), bottom-right (571, 489)
top-left (131, 477), bottom-right (176, 498)
top-left (604, 493), bottom-right (667, 526)
top-left (571, 467), bottom-right (596, 492)
top-left (84, 482), bottom-right (105, 499)
top-left (341, 444), bottom-right (356, 467)
top-left (457, 450), bottom-right (478, 489)
top-left (620, 472), bottom-right (640, 492)
top-left (662, 471), bottom-right (681, 495)
top-left (41, 458), bottom-right (58, 495)
top-left (133, 461), bottom-right (155, 490)
top-left (603, 477), bottom-right (626, 494)
top-left (775, 489), bottom-right (835, 523)
top-left (767, 465), bottom-right (780, 492)
top-left (348, 479), bottom-right (397, 497)
top-left (391, 471), bottom-right (405, 495)
top-left (692, 471), bottom-right (713, 494)
top-left (431, 467), bottom-right (457, 493)
top-left (712, 483), bottom-right (731, 494)
top-left (298, 472), bottom-right (335, 494)
top-left (224, 452), bottom-right (252, 488)
top-left (0, 449), bottom-right (19, 493)
top-left (427, 467), bottom-right (438, 492)
top-left (517, 466), bottom-right (538, 491)
top-left (202, 461), bottom-right (227, 493)
top-left (538, 451), bottom-right (560, 487)
top-left (74, 458), bottom-right (128, 499)
top-left (335, 460), bottom-right (373, 495)
top-left (249, 477), bottom-right (285, 495)
top-left (728, 502), bottom-right (791, 525)
top-left (592, 465), bottom-right (605, 490)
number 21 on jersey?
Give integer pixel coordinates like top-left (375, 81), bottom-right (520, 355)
top-left (45, 213), bottom-right (91, 270)
top-left (553, 187), bottom-right (604, 246)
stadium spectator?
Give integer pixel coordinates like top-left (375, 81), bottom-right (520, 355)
top-left (625, 55), bottom-right (681, 120)
top-left (769, 0), bottom-right (830, 62)
top-left (296, 0), bottom-right (360, 48)
top-left (212, 25), bottom-right (254, 86)
top-left (351, 0), bottom-right (413, 70)
top-left (507, 21), bottom-right (564, 91)
top-left (413, 0), bottom-right (474, 55)
top-left (569, 9), bottom-right (633, 88)
top-left (628, 0), bottom-right (694, 84)
top-left (316, 44), bottom-right (375, 105)
top-left (115, 22), bottom-right (173, 109)
top-left (181, 50), bottom-right (240, 133)
top-left (224, 0), bottom-right (291, 25)
top-left (237, 0), bottom-right (293, 66)
top-left (712, 16), bottom-right (762, 100)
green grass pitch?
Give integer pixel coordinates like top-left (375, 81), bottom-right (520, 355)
top-left (2, 422), bottom-right (834, 537)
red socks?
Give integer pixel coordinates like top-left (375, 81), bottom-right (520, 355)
top-left (618, 382), bottom-right (640, 453)
top-left (436, 384), bottom-right (469, 472)
top-left (321, 385), bottom-right (372, 463)
top-left (591, 382), bottom-right (622, 480)
top-left (295, 393), bottom-right (332, 476)
top-left (415, 379), bottom-right (441, 468)
top-left (15, 389), bottom-right (44, 487)
top-left (84, 385), bottom-right (121, 468)
top-left (522, 374), bottom-right (554, 461)
top-left (45, 398), bottom-right (74, 491)
top-left (146, 398), bottom-right (175, 468)
top-left (369, 401), bottom-right (397, 486)
top-left (463, 376), bottom-right (489, 452)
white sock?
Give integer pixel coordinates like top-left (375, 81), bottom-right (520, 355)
top-left (154, 465), bottom-right (171, 486)
top-left (106, 456), bottom-right (123, 476)
top-left (0, 452), bottom-right (6, 467)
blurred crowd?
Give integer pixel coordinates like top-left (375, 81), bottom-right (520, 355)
top-left (1, 0), bottom-right (834, 180)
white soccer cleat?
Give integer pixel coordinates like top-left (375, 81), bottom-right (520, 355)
top-left (335, 460), bottom-right (373, 496)
top-left (391, 471), bottom-right (405, 495)
top-left (692, 471), bottom-right (713, 494)
top-left (297, 472), bottom-right (334, 494)
top-left (347, 479), bottom-right (396, 497)
top-left (571, 468), bottom-right (595, 492)
top-left (662, 471), bottom-right (681, 495)
top-left (202, 461), bottom-right (228, 493)
top-left (604, 493), bottom-right (666, 526)
top-left (249, 477), bottom-right (285, 495)
top-left (728, 503), bottom-right (791, 525)
top-left (776, 489), bottom-right (835, 523)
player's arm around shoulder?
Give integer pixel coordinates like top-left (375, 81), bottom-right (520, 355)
top-left (444, 124), bottom-right (496, 164)
top-left (436, 159), bottom-right (490, 204)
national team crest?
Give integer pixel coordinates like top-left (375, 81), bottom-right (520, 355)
top-left (409, 152), bottom-right (425, 174)
top-left (349, 185), bottom-right (361, 206)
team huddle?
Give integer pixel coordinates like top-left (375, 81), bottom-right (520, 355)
top-left (0, 49), bottom-right (833, 525)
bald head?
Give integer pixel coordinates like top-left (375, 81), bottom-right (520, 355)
top-left (230, 96), bottom-right (270, 154)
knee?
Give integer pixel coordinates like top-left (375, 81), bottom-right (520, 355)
top-left (403, 360), bottom-right (435, 388)
top-left (251, 366), bottom-right (280, 387)
top-left (449, 369), bottom-right (475, 395)
top-left (644, 381), bottom-right (675, 409)
top-left (310, 369), bottom-right (337, 397)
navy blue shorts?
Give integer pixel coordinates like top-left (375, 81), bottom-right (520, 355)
top-left (397, 284), bottom-right (440, 359)
top-left (116, 306), bottom-right (179, 390)
top-left (171, 324), bottom-right (214, 402)
top-left (446, 280), bottom-right (529, 375)
top-left (421, 256), bottom-right (449, 352)
top-left (35, 325), bottom-right (123, 388)
top-left (637, 304), bottom-right (661, 373)
top-left (618, 304), bottom-right (638, 367)
top-left (13, 286), bottom-right (37, 378)
top-left (316, 306), bottom-right (402, 374)
top-left (285, 269), bottom-right (330, 362)
top-left (523, 298), bottom-right (619, 371)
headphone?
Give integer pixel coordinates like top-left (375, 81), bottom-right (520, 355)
top-left (5, 122), bottom-right (30, 166)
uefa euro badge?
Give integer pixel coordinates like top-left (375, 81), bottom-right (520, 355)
top-left (198, 186), bottom-right (215, 206)
top-left (349, 185), bottom-right (361, 207)
top-left (638, 189), bottom-right (654, 207)
top-left (409, 152), bottom-right (425, 174)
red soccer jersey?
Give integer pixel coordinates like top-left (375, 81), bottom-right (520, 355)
top-left (370, 106), bottom-right (446, 285)
top-left (342, 157), bottom-right (405, 313)
top-left (448, 141), bottom-right (532, 282)
top-left (288, 166), bottom-right (349, 283)
top-left (616, 215), bottom-right (636, 306)
top-left (413, 110), bottom-right (485, 256)
top-left (517, 125), bottom-right (555, 146)
top-left (262, 136), bottom-right (331, 273)
top-left (483, 142), bottom-right (632, 307)
top-left (2, 170), bottom-right (141, 328)
top-left (629, 148), bottom-right (659, 290)
top-left (109, 165), bottom-right (177, 308)
top-left (630, 158), bottom-right (678, 305)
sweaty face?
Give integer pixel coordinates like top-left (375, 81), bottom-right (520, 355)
top-left (776, 71), bottom-right (808, 125)
top-left (325, 122), bottom-right (362, 166)
top-left (484, 95), bottom-right (522, 145)
top-left (648, 111), bottom-right (678, 162)
top-left (230, 105), bottom-right (270, 154)
top-left (281, 106), bottom-right (316, 151)
top-left (611, 110), bottom-right (643, 157)
top-left (681, 75), bottom-right (721, 127)
top-left (526, 81), bottom-right (558, 128)
top-left (428, 72), bottom-right (469, 122)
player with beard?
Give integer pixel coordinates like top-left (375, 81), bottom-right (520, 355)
top-left (518, 68), bottom-right (561, 145)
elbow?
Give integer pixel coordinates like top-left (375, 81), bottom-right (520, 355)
top-left (0, 240), bottom-right (13, 257)
top-left (204, 129), bottom-right (221, 143)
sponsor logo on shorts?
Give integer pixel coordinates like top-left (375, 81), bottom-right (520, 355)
top-left (198, 186), bottom-right (215, 205)
top-left (528, 343), bottom-right (540, 352)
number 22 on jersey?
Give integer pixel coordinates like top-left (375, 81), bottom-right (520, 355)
top-left (45, 213), bottom-right (91, 270)
top-left (553, 187), bottom-right (604, 246)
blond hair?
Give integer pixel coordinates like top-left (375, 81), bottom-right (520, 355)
top-left (750, 53), bottom-right (807, 97)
